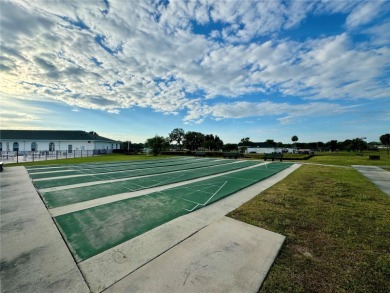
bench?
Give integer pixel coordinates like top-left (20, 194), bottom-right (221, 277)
top-left (264, 153), bottom-right (283, 162)
top-left (223, 152), bottom-right (240, 159)
top-left (0, 161), bottom-right (3, 172)
top-left (369, 155), bottom-right (380, 160)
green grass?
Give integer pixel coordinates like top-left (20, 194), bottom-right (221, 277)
top-left (307, 150), bottom-right (390, 166)
top-left (245, 150), bottom-right (390, 166)
top-left (6, 154), bottom-right (174, 167)
top-left (228, 165), bottom-right (390, 292)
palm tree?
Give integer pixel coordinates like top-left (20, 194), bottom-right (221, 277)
top-left (291, 135), bottom-right (298, 150)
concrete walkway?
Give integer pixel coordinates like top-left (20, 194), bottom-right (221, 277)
top-left (0, 167), bottom-right (89, 293)
top-left (105, 217), bottom-right (285, 293)
top-left (353, 165), bottom-right (390, 197)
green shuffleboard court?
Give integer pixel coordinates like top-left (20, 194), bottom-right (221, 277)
top-left (55, 163), bottom-right (292, 261)
top-left (25, 157), bottom-right (194, 172)
top-left (42, 161), bottom-right (258, 208)
top-left (28, 157), bottom-right (205, 178)
top-left (32, 158), bottom-right (232, 189)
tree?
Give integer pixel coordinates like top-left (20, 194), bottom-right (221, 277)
top-left (223, 143), bottom-right (238, 152)
top-left (89, 131), bottom-right (98, 136)
top-left (121, 141), bottom-right (144, 153)
top-left (350, 138), bottom-right (367, 153)
top-left (240, 137), bottom-right (251, 144)
top-left (367, 142), bottom-right (379, 151)
top-left (183, 131), bottom-right (205, 151)
top-left (168, 128), bottom-right (185, 150)
top-left (291, 135), bottom-right (298, 143)
top-left (145, 135), bottom-right (169, 156)
top-left (203, 134), bottom-right (224, 151)
top-left (266, 139), bottom-right (277, 146)
top-left (330, 140), bottom-right (338, 152)
top-left (291, 135), bottom-right (298, 149)
top-left (380, 133), bottom-right (390, 155)
top-left (238, 137), bottom-right (252, 153)
top-left (342, 139), bottom-right (353, 151)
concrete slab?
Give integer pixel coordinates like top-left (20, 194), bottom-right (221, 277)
top-left (105, 217), bottom-right (285, 293)
top-left (353, 165), bottom-right (390, 197)
top-left (80, 163), bottom-right (301, 292)
top-left (0, 167), bottom-right (89, 293)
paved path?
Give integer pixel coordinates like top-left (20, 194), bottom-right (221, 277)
top-left (0, 167), bottom-right (89, 293)
top-left (105, 217), bottom-right (285, 293)
top-left (353, 165), bottom-right (390, 197)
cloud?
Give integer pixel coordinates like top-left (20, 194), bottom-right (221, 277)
top-left (345, 1), bottom-right (385, 29)
top-left (0, 0), bottom-right (389, 125)
top-left (0, 95), bottom-right (54, 129)
top-left (183, 100), bottom-right (344, 124)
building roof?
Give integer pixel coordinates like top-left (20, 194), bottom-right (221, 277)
top-left (239, 142), bottom-right (276, 148)
top-left (0, 130), bottom-right (118, 142)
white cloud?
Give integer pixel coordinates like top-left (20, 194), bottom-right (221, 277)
top-left (183, 100), bottom-right (344, 124)
top-left (0, 0), bottom-right (389, 125)
top-left (363, 21), bottom-right (390, 46)
top-left (345, 1), bottom-right (385, 29)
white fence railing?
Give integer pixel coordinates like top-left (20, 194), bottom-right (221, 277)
top-left (1, 149), bottom-right (113, 164)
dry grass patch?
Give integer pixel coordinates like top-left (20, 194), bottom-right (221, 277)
top-left (228, 165), bottom-right (390, 292)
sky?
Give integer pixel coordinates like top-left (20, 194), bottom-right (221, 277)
top-left (0, 0), bottom-right (389, 144)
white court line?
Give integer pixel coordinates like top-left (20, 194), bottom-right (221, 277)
top-left (181, 181), bottom-right (228, 210)
top-left (160, 181), bottom-right (228, 212)
top-left (156, 182), bottom-right (222, 205)
top-left (203, 181), bottom-right (228, 205)
top-left (115, 173), bottom-right (190, 193)
top-left (184, 204), bottom-right (200, 212)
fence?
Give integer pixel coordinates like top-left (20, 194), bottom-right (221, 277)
top-left (1, 149), bottom-right (113, 164)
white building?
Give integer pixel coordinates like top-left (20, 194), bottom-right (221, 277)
top-left (240, 142), bottom-right (293, 154)
top-left (0, 130), bottom-right (120, 154)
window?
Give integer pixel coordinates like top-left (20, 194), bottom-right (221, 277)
top-left (31, 142), bottom-right (37, 152)
top-left (13, 142), bottom-right (19, 151)
top-left (49, 142), bottom-right (55, 151)
top-left (0, 142), bottom-right (2, 151)
top-left (68, 145), bottom-right (72, 153)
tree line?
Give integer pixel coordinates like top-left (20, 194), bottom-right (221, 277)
top-left (120, 130), bottom-right (390, 156)
top-left (144, 128), bottom-right (224, 156)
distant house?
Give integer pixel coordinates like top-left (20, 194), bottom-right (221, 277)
top-left (0, 130), bottom-right (120, 154)
top-left (240, 142), bottom-right (292, 154)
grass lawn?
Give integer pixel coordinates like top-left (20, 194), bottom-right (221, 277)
top-left (6, 153), bottom-right (174, 167)
top-left (228, 165), bottom-right (390, 292)
top-left (307, 150), bottom-right (390, 166)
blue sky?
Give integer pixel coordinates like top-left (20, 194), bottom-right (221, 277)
top-left (1, 0), bottom-right (389, 144)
